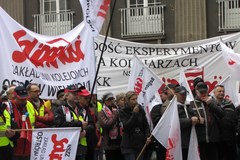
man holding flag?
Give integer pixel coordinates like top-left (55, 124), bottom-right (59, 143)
top-left (190, 83), bottom-right (224, 160)
top-left (175, 85), bottom-right (199, 160)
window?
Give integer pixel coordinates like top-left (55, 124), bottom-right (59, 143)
top-left (41, 0), bottom-right (70, 14)
top-left (229, 0), bottom-right (240, 9)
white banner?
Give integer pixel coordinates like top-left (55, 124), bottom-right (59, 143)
top-left (95, 33), bottom-right (240, 98)
top-left (30, 128), bottom-right (80, 160)
top-left (0, 7), bottom-right (96, 99)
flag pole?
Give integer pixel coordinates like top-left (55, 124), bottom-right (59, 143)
top-left (85, 0), bottom-right (117, 121)
top-left (136, 96), bottom-right (177, 160)
top-left (136, 134), bottom-right (153, 160)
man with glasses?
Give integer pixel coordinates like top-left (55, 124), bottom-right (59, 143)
top-left (27, 83), bottom-right (54, 128)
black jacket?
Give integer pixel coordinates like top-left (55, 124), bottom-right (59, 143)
top-left (178, 103), bottom-right (196, 149)
top-left (190, 97), bottom-right (224, 143)
top-left (54, 102), bottom-right (82, 127)
top-left (216, 99), bottom-right (237, 143)
top-left (150, 104), bottom-right (162, 127)
top-left (119, 105), bottom-right (150, 149)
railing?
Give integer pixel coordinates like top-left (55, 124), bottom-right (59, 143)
top-left (33, 12), bottom-right (74, 36)
top-left (218, 0), bottom-right (240, 31)
top-left (120, 5), bottom-right (165, 38)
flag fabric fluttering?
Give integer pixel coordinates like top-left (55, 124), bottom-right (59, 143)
top-left (128, 55), bottom-right (164, 126)
top-left (187, 126), bottom-right (200, 160)
top-left (80, 0), bottom-right (111, 36)
top-left (152, 96), bottom-right (182, 160)
top-left (220, 38), bottom-right (240, 77)
top-left (179, 68), bottom-right (194, 102)
top-left (128, 55), bottom-right (164, 109)
top-left (219, 75), bottom-right (240, 107)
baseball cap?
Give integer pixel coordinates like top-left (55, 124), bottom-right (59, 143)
top-left (64, 85), bottom-right (79, 93)
top-left (175, 86), bottom-right (188, 94)
top-left (193, 77), bottom-right (204, 88)
top-left (14, 86), bottom-right (29, 99)
top-left (196, 83), bottom-right (208, 93)
top-left (166, 83), bottom-right (180, 90)
top-left (78, 89), bottom-right (90, 97)
top-left (102, 92), bottom-right (114, 102)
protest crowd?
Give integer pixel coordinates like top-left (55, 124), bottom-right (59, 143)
top-left (0, 77), bottom-right (240, 160)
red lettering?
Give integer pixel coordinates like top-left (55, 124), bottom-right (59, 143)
top-left (134, 78), bottom-right (143, 95)
top-left (97, 0), bottom-right (111, 18)
top-left (49, 134), bottom-right (69, 160)
top-left (12, 30), bottom-right (38, 63)
top-left (11, 30), bottom-right (85, 68)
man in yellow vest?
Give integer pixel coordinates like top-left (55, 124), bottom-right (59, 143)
top-left (11, 86), bottom-right (37, 160)
top-left (54, 85), bottom-right (88, 160)
top-left (0, 102), bottom-right (18, 160)
top-left (27, 83), bottom-right (54, 128)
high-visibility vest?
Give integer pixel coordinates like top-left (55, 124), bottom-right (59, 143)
top-left (97, 102), bottom-right (102, 112)
top-left (38, 105), bottom-right (45, 117)
top-left (26, 101), bottom-right (36, 128)
top-left (78, 115), bottom-right (87, 146)
top-left (62, 106), bottom-right (87, 146)
top-left (0, 110), bottom-right (14, 147)
top-left (44, 100), bottom-right (51, 110)
top-left (97, 102), bottom-right (103, 134)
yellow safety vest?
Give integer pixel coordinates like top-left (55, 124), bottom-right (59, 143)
top-left (44, 100), bottom-right (51, 110)
top-left (0, 110), bottom-right (14, 147)
top-left (26, 101), bottom-right (36, 128)
top-left (97, 102), bottom-right (102, 112)
top-left (38, 105), bottom-right (45, 117)
top-left (77, 115), bottom-right (87, 146)
top-left (97, 102), bottom-right (103, 134)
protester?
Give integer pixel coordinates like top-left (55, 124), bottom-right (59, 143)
top-left (190, 83), bottom-right (224, 160)
top-left (51, 88), bottom-right (65, 116)
top-left (119, 91), bottom-right (151, 160)
top-left (27, 83), bottom-right (54, 128)
top-left (160, 87), bottom-right (168, 104)
top-left (115, 93), bottom-right (125, 108)
top-left (150, 84), bottom-right (177, 160)
top-left (6, 85), bottom-right (16, 101)
top-left (98, 92), bottom-right (124, 160)
top-left (162, 84), bottom-right (178, 111)
top-left (213, 85), bottom-right (238, 160)
top-left (90, 93), bottom-right (104, 160)
top-left (192, 77), bottom-right (204, 97)
top-left (78, 88), bottom-right (98, 160)
top-left (54, 85), bottom-right (88, 160)
top-left (11, 86), bottom-right (37, 160)
top-left (175, 86), bottom-right (199, 160)
top-left (0, 102), bottom-right (17, 160)
top-left (236, 105), bottom-right (240, 159)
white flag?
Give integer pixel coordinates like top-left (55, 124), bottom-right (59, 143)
top-left (152, 96), bottom-right (182, 160)
top-left (179, 68), bottom-right (194, 102)
top-left (80, 0), bottom-right (111, 36)
top-left (128, 55), bottom-right (164, 108)
top-left (31, 128), bottom-right (80, 160)
top-left (220, 38), bottom-right (240, 78)
top-left (219, 75), bottom-right (240, 107)
top-left (187, 126), bottom-right (200, 160)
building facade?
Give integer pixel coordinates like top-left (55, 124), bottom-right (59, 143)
top-left (0, 0), bottom-right (239, 44)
